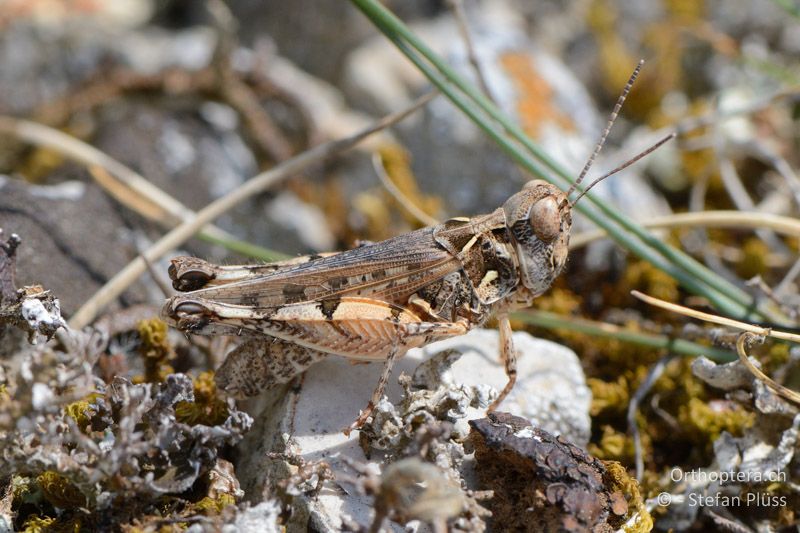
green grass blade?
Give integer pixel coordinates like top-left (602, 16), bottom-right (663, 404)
top-left (513, 310), bottom-right (736, 362)
top-left (350, 0), bottom-right (788, 324)
top-left (197, 232), bottom-right (290, 262)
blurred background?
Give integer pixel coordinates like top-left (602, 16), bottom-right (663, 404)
top-left (1, 0), bottom-right (797, 316)
top-left (1, 1), bottom-right (800, 529)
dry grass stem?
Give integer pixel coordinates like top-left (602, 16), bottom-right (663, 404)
top-left (372, 152), bottom-right (440, 227)
top-left (737, 332), bottom-right (800, 405)
top-left (67, 91), bottom-right (438, 329)
top-left (634, 291), bottom-right (800, 405)
top-left (570, 210), bottom-right (800, 249)
top-left (446, 0), bottom-right (495, 104)
top-left (0, 116), bottom-right (239, 244)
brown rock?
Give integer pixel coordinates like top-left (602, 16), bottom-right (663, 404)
top-left (468, 412), bottom-right (627, 533)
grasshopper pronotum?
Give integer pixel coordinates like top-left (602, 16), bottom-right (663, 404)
top-left (161, 62), bottom-right (671, 432)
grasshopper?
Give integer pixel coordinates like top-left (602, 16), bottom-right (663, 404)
top-left (161, 63), bottom-right (670, 432)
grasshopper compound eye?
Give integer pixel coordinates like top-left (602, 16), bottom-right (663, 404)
top-left (529, 196), bottom-right (561, 242)
top-left (171, 269), bottom-right (215, 291)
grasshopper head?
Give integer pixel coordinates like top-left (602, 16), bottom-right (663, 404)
top-left (502, 180), bottom-right (571, 295)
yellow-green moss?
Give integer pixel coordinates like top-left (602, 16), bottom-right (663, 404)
top-left (736, 238), bottom-right (770, 279)
top-left (589, 376), bottom-right (630, 417)
top-left (678, 397), bottom-right (755, 446)
top-left (36, 471), bottom-right (85, 509)
top-left (12, 475), bottom-right (31, 496)
top-left (136, 318), bottom-right (175, 383)
top-left (589, 425), bottom-right (633, 462)
top-left (531, 286), bottom-right (582, 316)
top-left (622, 260), bottom-right (679, 306)
top-left (63, 393), bottom-right (102, 431)
top-left (765, 342), bottom-right (791, 372)
top-left (193, 493), bottom-right (236, 515)
top-left (175, 371), bottom-right (229, 426)
top-left (603, 461), bottom-right (653, 533)
top-left (21, 512), bottom-right (83, 533)
top-left (21, 515), bottom-right (57, 533)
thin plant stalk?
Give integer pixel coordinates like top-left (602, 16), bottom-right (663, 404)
top-left (349, 0), bottom-right (788, 325)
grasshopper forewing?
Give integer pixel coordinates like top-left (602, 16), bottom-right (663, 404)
top-left (161, 62), bottom-right (669, 433)
top-left (162, 182), bottom-right (571, 431)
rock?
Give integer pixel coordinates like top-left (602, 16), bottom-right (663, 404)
top-left (0, 177), bottom-right (156, 317)
top-left (468, 412), bottom-right (627, 533)
top-left (234, 328), bottom-right (591, 530)
top-left (222, 500), bottom-right (282, 533)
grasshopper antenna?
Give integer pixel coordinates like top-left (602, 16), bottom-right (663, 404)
top-left (565, 59), bottom-right (644, 200)
top-left (570, 132), bottom-right (676, 206)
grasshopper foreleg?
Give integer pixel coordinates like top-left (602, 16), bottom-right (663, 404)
top-left (488, 313), bottom-right (518, 411)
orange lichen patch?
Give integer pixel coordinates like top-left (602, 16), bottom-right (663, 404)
top-left (499, 52), bottom-right (575, 137)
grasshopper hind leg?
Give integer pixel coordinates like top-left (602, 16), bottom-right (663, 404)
top-left (215, 337), bottom-right (328, 398)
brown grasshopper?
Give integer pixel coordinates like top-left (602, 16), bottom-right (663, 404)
top-left (161, 62), bottom-right (671, 432)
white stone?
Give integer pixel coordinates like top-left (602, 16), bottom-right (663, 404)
top-left (284, 328), bottom-right (590, 530)
top-left (222, 500), bottom-right (282, 533)
top-left (31, 383), bottom-right (55, 410)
